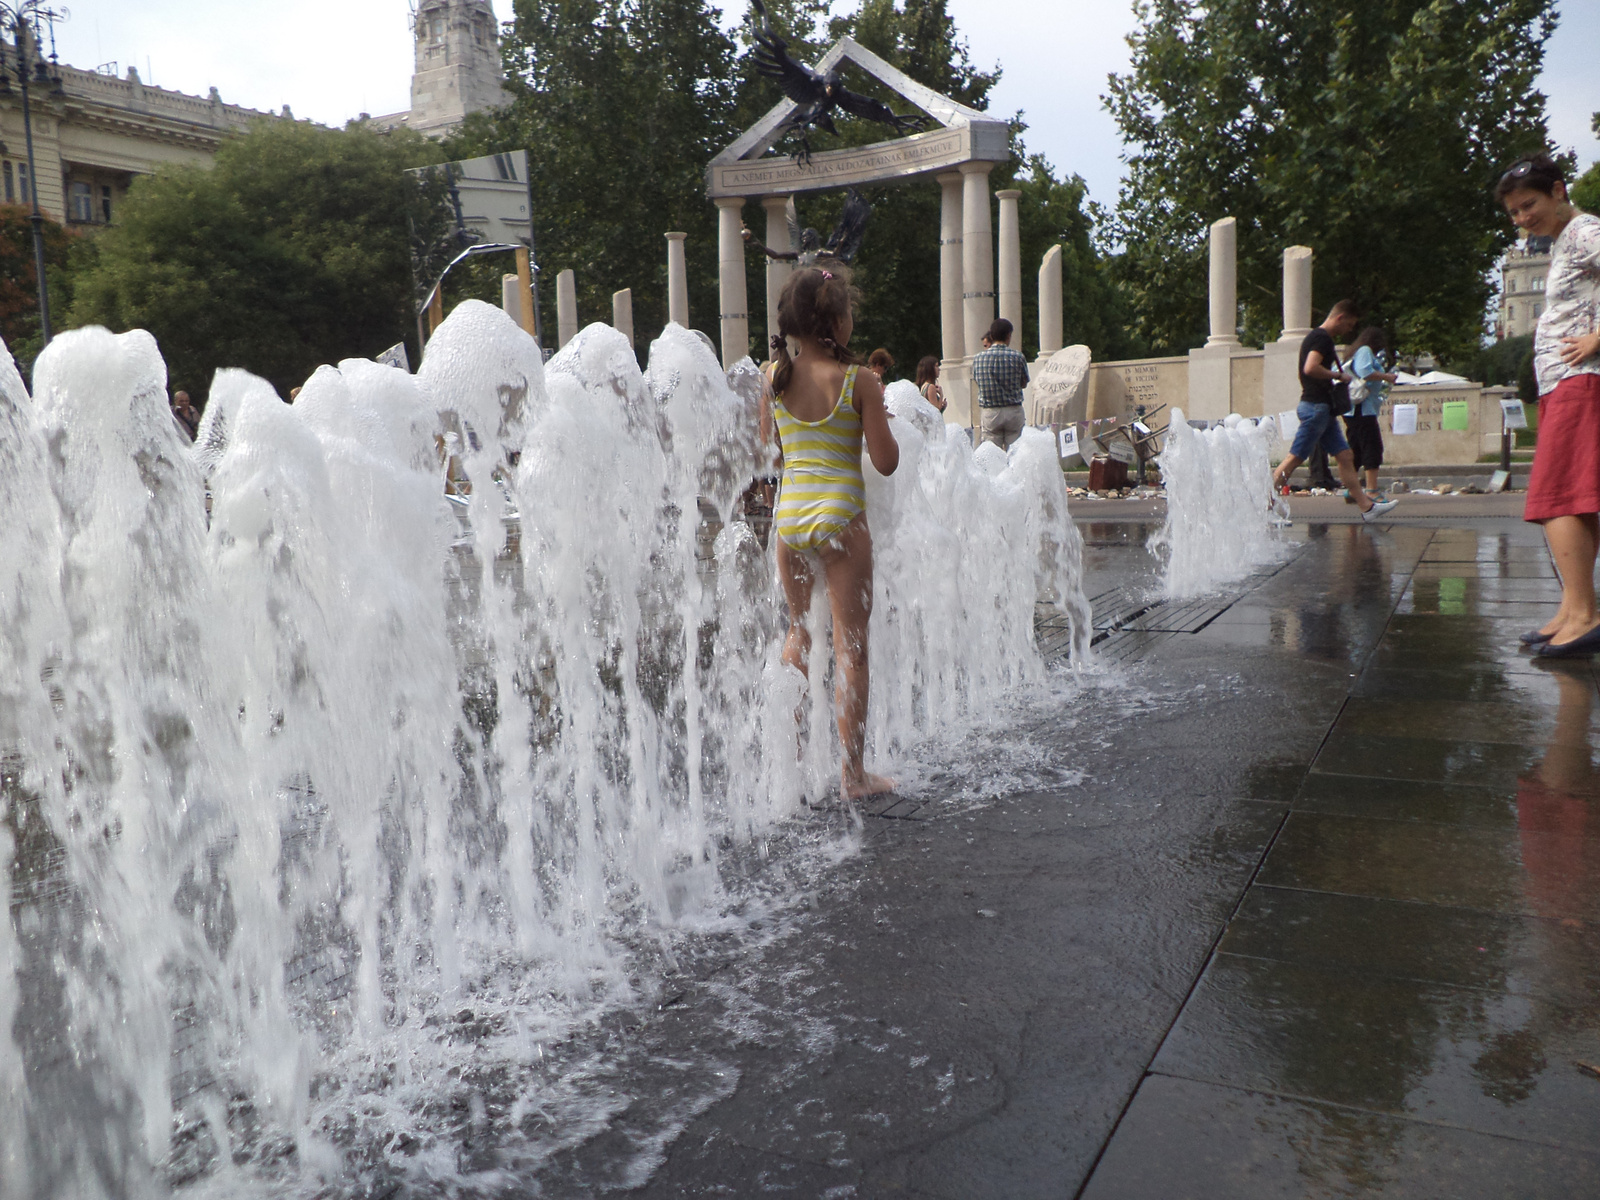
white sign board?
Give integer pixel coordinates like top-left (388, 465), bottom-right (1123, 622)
top-left (375, 342), bottom-right (410, 371)
top-left (1391, 404), bottom-right (1419, 436)
top-left (1500, 398), bottom-right (1528, 430)
top-left (409, 150), bottom-right (533, 249)
top-left (1058, 424), bottom-right (1080, 461)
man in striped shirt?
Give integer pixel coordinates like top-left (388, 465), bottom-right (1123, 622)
top-left (971, 318), bottom-right (1030, 450)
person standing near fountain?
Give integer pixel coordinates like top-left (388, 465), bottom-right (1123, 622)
top-left (764, 266), bottom-right (900, 799)
top-left (915, 355), bottom-right (947, 412)
top-left (1270, 300), bottom-right (1398, 520)
top-left (1499, 154), bottom-right (1600, 657)
top-left (170, 389), bottom-right (201, 442)
top-left (973, 318), bottom-right (1030, 450)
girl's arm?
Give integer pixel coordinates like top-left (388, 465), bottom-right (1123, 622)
top-left (855, 366), bottom-right (900, 476)
top-left (759, 365), bottom-right (781, 472)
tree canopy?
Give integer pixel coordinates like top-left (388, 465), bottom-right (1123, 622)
top-left (69, 121), bottom-right (448, 399)
top-left (1571, 113), bottom-right (1600, 214)
top-left (448, 0), bottom-right (1123, 370)
top-left (0, 203), bottom-right (72, 372)
top-left (1105, 0), bottom-right (1559, 362)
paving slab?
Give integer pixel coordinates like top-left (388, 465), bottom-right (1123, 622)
top-left (1080, 1074), bottom-right (1600, 1200)
top-left (579, 518), bottom-right (1600, 1199)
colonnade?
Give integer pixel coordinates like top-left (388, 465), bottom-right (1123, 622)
top-left (707, 162), bottom-right (1042, 425)
top-left (539, 168), bottom-right (1059, 427)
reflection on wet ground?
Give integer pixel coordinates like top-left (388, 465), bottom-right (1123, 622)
top-left (1085, 522), bottom-right (1600, 1198)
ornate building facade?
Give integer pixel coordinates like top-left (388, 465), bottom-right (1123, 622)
top-left (0, 3), bottom-right (506, 229)
top-left (374, 0), bottom-right (509, 136)
top-left (0, 63), bottom-right (283, 227)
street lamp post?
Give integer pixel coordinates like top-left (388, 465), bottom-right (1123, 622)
top-left (0, 1), bottom-right (64, 348)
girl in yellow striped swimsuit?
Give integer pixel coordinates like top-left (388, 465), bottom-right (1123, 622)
top-left (762, 266), bottom-right (900, 801)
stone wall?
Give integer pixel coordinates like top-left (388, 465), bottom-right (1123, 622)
top-left (1079, 351), bottom-right (1496, 467)
top-left (1085, 356), bottom-right (1189, 420)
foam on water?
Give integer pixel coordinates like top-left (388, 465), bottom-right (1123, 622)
top-left (0, 301), bottom-right (1091, 1196)
top-left (1150, 408), bottom-right (1287, 598)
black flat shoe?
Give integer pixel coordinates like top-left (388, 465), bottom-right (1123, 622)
top-left (1537, 624), bottom-right (1600, 659)
top-left (1520, 629), bottom-right (1556, 646)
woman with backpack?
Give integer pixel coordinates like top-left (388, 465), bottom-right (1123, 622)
top-left (1342, 326), bottom-right (1399, 499)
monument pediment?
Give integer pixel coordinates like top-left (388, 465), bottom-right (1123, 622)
top-left (708, 35), bottom-right (1010, 198)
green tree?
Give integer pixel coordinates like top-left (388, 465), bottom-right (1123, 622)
top-left (1455, 331), bottom-right (1531, 386)
top-left (69, 121), bottom-right (448, 399)
top-left (740, 0), bottom-right (1124, 367)
top-left (0, 203), bottom-right (73, 372)
top-left (1570, 112), bottom-right (1600, 213)
top-left (445, 0), bottom-right (743, 356)
top-left (1105, 0), bottom-right (1558, 362)
top-left (457, 0), bottom-right (1123, 368)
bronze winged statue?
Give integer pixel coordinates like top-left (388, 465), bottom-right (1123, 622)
top-left (750, 0), bottom-right (932, 165)
top-left (742, 189), bottom-right (872, 266)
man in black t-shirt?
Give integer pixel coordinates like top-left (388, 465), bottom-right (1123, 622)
top-left (1272, 300), bottom-right (1398, 521)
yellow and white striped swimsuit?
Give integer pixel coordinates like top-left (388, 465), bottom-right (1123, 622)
top-left (773, 365), bottom-right (866, 552)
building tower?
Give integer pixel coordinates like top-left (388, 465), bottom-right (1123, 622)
top-left (1497, 234), bottom-right (1553, 340)
top-left (408, 0), bottom-right (509, 136)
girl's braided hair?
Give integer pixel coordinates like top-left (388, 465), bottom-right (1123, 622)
top-left (769, 265), bottom-right (860, 394)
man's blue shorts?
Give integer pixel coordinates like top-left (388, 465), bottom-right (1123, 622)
top-left (1289, 400), bottom-right (1349, 459)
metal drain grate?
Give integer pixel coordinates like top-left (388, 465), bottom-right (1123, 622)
top-left (1034, 602), bottom-right (1080, 661)
top-left (1119, 596), bottom-right (1235, 633)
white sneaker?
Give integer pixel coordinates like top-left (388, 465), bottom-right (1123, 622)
top-left (1362, 498), bottom-right (1399, 522)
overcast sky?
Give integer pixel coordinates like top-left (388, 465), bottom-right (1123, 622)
top-left (59, 0), bottom-right (1600, 209)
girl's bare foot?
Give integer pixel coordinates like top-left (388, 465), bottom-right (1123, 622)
top-left (842, 771), bottom-right (895, 801)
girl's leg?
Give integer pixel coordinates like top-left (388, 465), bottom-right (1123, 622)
top-left (775, 535), bottom-right (817, 679)
top-left (1364, 468), bottom-right (1379, 494)
top-left (1542, 514), bottom-right (1600, 642)
top-left (818, 515), bottom-right (892, 799)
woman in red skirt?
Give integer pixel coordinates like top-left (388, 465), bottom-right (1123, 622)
top-left (1499, 155), bottom-right (1600, 657)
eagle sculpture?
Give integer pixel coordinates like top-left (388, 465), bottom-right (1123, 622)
top-left (750, 0), bottom-right (932, 165)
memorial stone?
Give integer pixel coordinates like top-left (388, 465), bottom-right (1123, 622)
top-left (1029, 345), bottom-right (1092, 425)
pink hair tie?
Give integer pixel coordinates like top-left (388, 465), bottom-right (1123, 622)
top-left (820, 270), bottom-right (834, 280)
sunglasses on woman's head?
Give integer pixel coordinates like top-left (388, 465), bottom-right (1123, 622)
top-left (1499, 160), bottom-right (1536, 186)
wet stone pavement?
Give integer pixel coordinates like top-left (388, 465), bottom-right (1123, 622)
top-left (608, 515), bottom-right (1600, 1198)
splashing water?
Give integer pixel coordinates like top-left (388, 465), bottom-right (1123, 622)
top-left (0, 301), bottom-right (1091, 1197)
top-left (1149, 409), bottom-right (1287, 598)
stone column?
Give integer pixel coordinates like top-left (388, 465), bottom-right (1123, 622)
top-left (1206, 216), bottom-right (1240, 347)
top-left (715, 197), bottom-right (750, 369)
top-left (501, 274), bottom-right (521, 324)
top-left (762, 195), bottom-right (794, 349)
top-left (613, 288), bottom-right (634, 349)
top-left (1265, 244), bottom-right (1314, 418)
top-left (996, 189), bottom-right (1022, 347)
top-left (556, 269), bottom-right (578, 349)
top-left (1038, 244), bottom-right (1063, 356)
top-left (666, 232), bottom-right (689, 327)
top-left (1279, 245), bottom-right (1313, 342)
top-left (938, 173), bottom-right (965, 363)
top-left (960, 162), bottom-right (996, 363)
top-left (935, 172), bottom-right (968, 426)
top-left (1187, 215), bottom-right (1240, 420)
